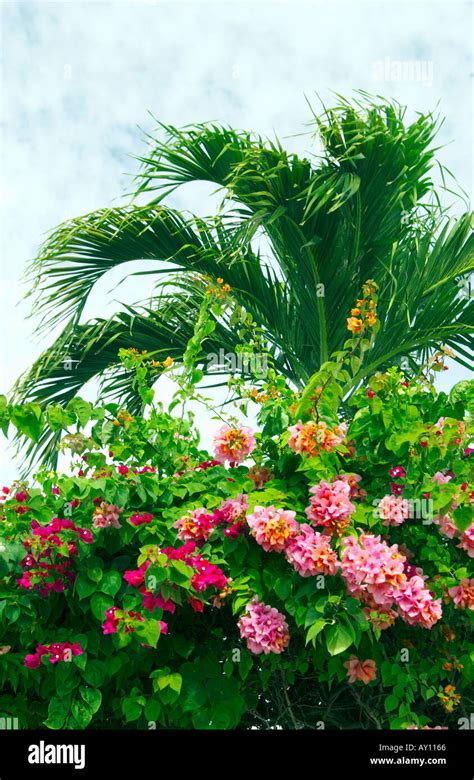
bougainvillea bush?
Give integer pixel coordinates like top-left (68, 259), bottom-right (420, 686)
top-left (0, 290), bottom-right (473, 730)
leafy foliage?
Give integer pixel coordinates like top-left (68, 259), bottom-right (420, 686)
top-left (0, 333), bottom-right (473, 730)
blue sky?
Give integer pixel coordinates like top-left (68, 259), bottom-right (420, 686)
top-left (0, 0), bottom-right (472, 482)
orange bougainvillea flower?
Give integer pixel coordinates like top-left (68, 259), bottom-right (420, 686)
top-left (365, 311), bottom-right (377, 327)
top-left (351, 307), bottom-right (361, 316)
top-left (344, 656), bottom-right (377, 684)
top-left (162, 356), bottom-right (174, 368)
top-left (347, 317), bottom-right (363, 334)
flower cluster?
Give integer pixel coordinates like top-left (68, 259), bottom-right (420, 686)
top-left (174, 495), bottom-right (249, 543)
top-left (174, 508), bottom-right (216, 543)
top-left (212, 424), bottom-right (256, 464)
top-left (340, 533), bottom-right (442, 629)
top-left (288, 420), bottom-right (347, 457)
top-left (377, 494), bottom-right (411, 527)
top-left (435, 514), bottom-right (474, 558)
top-left (123, 541), bottom-right (228, 621)
top-left (439, 685), bottom-right (461, 713)
top-left (347, 279), bottom-right (378, 334)
top-left (448, 579), bottom-right (474, 611)
top-left (24, 642), bottom-right (83, 668)
top-left (17, 518), bottom-right (93, 596)
top-left (305, 479), bottom-right (355, 535)
top-left (395, 575), bottom-right (443, 629)
top-left (285, 524), bottom-right (339, 577)
top-left (92, 502), bottom-right (123, 529)
top-left (238, 597), bottom-right (289, 655)
top-left (219, 494), bottom-right (248, 538)
top-left (129, 512), bottom-right (153, 527)
top-left (246, 505), bottom-right (298, 552)
top-left (101, 606), bottom-right (145, 635)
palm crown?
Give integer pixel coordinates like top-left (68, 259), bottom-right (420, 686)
top-left (14, 95), bottom-right (474, 465)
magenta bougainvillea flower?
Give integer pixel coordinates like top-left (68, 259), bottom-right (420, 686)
top-left (389, 466), bottom-right (406, 479)
top-left (24, 642), bottom-right (83, 669)
top-left (129, 512), bottom-right (153, 527)
top-left (101, 607), bottom-right (144, 635)
top-left (238, 597), bottom-right (289, 655)
top-left (17, 518), bottom-right (92, 596)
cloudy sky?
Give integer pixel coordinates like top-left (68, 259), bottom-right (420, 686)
top-left (0, 0), bottom-right (472, 482)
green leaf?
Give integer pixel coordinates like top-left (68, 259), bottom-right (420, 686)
top-left (90, 593), bottom-right (114, 621)
top-left (325, 622), bottom-right (355, 656)
top-left (136, 619), bottom-right (162, 648)
top-left (305, 619), bottom-right (326, 646)
top-left (453, 505), bottom-right (473, 533)
top-left (100, 570), bottom-right (122, 597)
top-left (9, 403), bottom-right (44, 441)
top-left (274, 578), bottom-right (292, 600)
top-left (44, 695), bottom-right (71, 730)
top-left (384, 694), bottom-right (399, 713)
top-left (80, 687), bottom-right (102, 714)
top-left (75, 574), bottom-right (97, 600)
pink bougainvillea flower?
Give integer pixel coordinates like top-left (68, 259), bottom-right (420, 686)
top-left (377, 494), bottom-right (410, 527)
top-left (448, 579), bottom-right (474, 611)
top-left (117, 465), bottom-right (129, 476)
top-left (238, 597), bottom-right (289, 655)
top-left (305, 479), bottom-right (355, 534)
top-left (212, 424), bottom-right (256, 464)
top-left (340, 532), bottom-right (406, 607)
top-left (219, 494), bottom-right (248, 522)
top-left (246, 505), bottom-right (298, 553)
top-left (93, 502), bottom-right (123, 529)
top-left (432, 471), bottom-right (452, 485)
top-left (458, 524), bottom-right (474, 557)
top-left (335, 473), bottom-right (366, 499)
top-left (393, 575), bottom-right (442, 629)
top-left (344, 656), bottom-right (377, 684)
top-left (285, 524), bottom-right (339, 577)
top-left (434, 513), bottom-right (458, 539)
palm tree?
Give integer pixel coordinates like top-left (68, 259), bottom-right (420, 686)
top-left (14, 94), bottom-right (474, 464)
